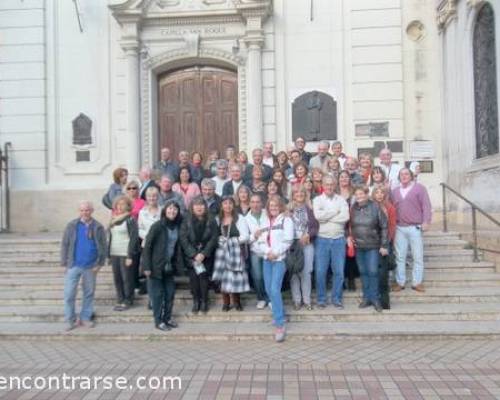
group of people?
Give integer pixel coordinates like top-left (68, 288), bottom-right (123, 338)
top-left (61, 138), bottom-right (432, 342)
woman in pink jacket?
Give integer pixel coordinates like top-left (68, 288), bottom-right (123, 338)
top-left (172, 166), bottom-right (201, 209)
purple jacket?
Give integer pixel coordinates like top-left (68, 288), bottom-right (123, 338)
top-left (391, 183), bottom-right (432, 226)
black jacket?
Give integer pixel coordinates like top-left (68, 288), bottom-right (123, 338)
top-left (179, 213), bottom-right (219, 269)
top-left (142, 216), bottom-right (183, 279)
top-left (108, 216), bottom-right (140, 258)
top-left (204, 194), bottom-right (222, 217)
top-left (350, 200), bottom-right (389, 250)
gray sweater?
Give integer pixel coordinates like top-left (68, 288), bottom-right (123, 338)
top-left (60, 218), bottom-right (107, 267)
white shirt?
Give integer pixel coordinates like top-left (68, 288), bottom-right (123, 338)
top-left (212, 176), bottom-right (229, 196)
top-left (254, 213), bottom-right (294, 261)
top-left (312, 193), bottom-right (350, 239)
top-left (399, 182), bottom-right (415, 199)
top-left (110, 223), bottom-right (129, 257)
top-left (380, 162), bottom-right (402, 190)
top-left (232, 180), bottom-right (242, 194)
top-left (138, 207), bottom-right (161, 242)
top-left (245, 210), bottom-right (269, 253)
top-left (263, 156), bottom-right (274, 168)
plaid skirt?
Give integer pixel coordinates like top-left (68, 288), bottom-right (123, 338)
top-left (212, 247), bottom-right (250, 293)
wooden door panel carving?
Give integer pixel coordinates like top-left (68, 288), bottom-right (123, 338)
top-left (158, 67), bottom-right (238, 159)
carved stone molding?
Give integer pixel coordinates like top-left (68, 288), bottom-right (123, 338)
top-left (467, 0), bottom-right (485, 10)
top-left (436, 0), bottom-right (457, 31)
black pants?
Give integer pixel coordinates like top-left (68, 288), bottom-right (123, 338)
top-left (345, 256), bottom-right (360, 282)
top-left (148, 274), bottom-right (175, 326)
top-left (110, 256), bottom-right (135, 305)
top-left (189, 269), bottom-right (209, 305)
top-left (379, 244), bottom-right (393, 309)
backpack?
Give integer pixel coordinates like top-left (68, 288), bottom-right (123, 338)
top-left (285, 239), bottom-right (304, 275)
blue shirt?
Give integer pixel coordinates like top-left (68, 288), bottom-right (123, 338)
top-left (73, 221), bottom-right (98, 268)
top-left (166, 227), bottom-right (178, 261)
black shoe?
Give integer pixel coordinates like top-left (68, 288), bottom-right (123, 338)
top-left (348, 279), bottom-right (356, 292)
top-left (222, 304), bottom-right (230, 312)
top-left (235, 303), bottom-right (243, 312)
top-left (192, 302), bottom-right (200, 314)
top-left (156, 322), bottom-right (171, 331)
top-left (138, 287), bottom-right (147, 296)
top-left (359, 300), bottom-right (371, 309)
top-left (166, 319), bottom-right (178, 328)
top-left (373, 302), bottom-right (383, 313)
top-left (200, 302), bottom-right (209, 314)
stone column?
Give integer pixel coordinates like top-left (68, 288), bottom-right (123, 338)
top-left (244, 18), bottom-right (265, 151)
top-left (124, 44), bottom-right (141, 175)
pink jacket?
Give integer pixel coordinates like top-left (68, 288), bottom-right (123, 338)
top-left (172, 182), bottom-right (200, 208)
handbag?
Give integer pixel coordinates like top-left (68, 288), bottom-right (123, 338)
top-left (102, 192), bottom-right (112, 209)
top-left (347, 240), bottom-right (356, 258)
top-left (285, 239), bottom-right (304, 275)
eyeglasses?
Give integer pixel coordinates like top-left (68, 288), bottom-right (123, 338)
top-left (127, 187), bottom-right (138, 191)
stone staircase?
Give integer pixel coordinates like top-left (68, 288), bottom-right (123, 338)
top-left (1, 231), bottom-right (500, 341)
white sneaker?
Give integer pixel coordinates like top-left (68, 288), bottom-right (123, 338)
top-left (275, 327), bottom-right (286, 343)
top-left (256, 301), bottom-right (267, 310)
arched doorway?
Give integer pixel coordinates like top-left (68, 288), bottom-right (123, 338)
top-left (158, 66), bottom-right (239, 159)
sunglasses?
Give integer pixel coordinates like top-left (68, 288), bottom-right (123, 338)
top-left (127, 187), bottom-right (138, 191)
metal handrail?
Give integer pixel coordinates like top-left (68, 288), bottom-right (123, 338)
top-left (441, 182), bottom-right (500, 262)
top-left (0, 142), bottom-right (12, 232)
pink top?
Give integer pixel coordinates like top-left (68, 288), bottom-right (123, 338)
top-left (131, 198), bottom-right (145, 220)
top-left (172, 182), bottom-right (200, 208)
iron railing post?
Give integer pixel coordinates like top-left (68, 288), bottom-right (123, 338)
top-left (441, 184), bottom-right (448, 232)
top-left (471, 206), bottom-right (479, 262)
top-left (3, 143), bottom-right (11, 233)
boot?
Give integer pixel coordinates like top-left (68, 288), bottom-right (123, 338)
top-left (191, 299), bottom-right (200, 314)
top-left (200, 301), bottom-right (209, 314)
top-left (348, 278), bottom-right (356, 292)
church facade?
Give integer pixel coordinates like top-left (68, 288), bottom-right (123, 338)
top-left (0, 0), bottom-right (498, 231)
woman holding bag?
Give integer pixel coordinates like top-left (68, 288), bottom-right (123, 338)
top-left (212, 196), bottom-right (251, 311)
top-left (179, 196), bottom-right (219, 314)
top-left (142, 200), bottom-right (183, 331)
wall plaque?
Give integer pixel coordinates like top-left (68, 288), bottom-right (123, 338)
top-left (292, 91), bottom-right (337, 141)
top-left (72, 113), bottom-right (92, 146)
top-left (387, 140), bottom-right (404, 153)
top-left (76, 150), bottom-right (90, 162)
top-left (355, 121), bottom-right (389, 137)
top-left (409, 141), bottom-right (434, 159)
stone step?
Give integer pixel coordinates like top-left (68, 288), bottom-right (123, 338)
top-left (1, 320), bottom-right (499, 341)
top-left (0, 261), bottom-right (495, 276)
top-left (2, 272), bottom-right (499, 290)
top-left (3, 287), bottom-right (500, 306)
top-left (1, 303), bottom-right (500, 324)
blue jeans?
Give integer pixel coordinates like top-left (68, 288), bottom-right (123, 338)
top-left (249, 252), bottom-right (269, 302)
top-left (356, 249), bottom-right (380, 303)
top-left (395, 225), bottom-right (424, 286)
top-left (64, 266), bottom-right (96, 323)
top-left (314, 236), bottom-right (346, 305)
top-left (263, 260), bottom-right (286, 328)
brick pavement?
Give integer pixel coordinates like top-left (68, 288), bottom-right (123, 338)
top-left (1, 340), bottom-right (500, 399)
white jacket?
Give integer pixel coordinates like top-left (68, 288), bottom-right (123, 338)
top-left (254, 213), bottom-right (294, 261)
top-left (245, 210), bottom-right (269, 253)
top-left (313, 193), bottom-right (349, 239)
top-left (216, 215), bottom-right (250, 244)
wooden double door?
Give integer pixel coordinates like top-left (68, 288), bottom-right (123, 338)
top-left (158, 66), bottom-right (238, 158)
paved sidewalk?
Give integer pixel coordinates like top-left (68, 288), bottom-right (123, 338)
top-left (0, 340), bottom-right (500, 399)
